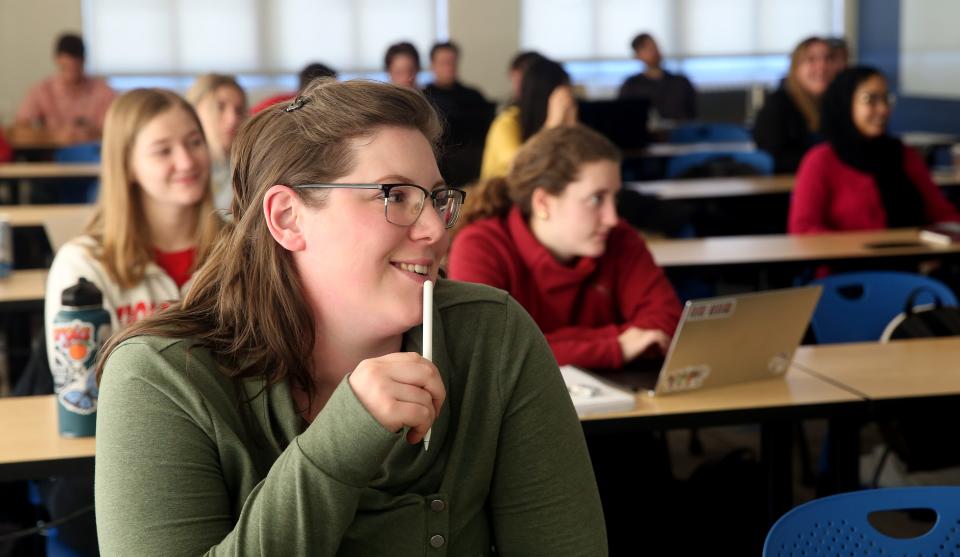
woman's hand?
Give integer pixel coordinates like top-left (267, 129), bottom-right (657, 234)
top-left (349, 352), bottom-right (446, 444)
top-left (544, 85), bottom-right (578, 129)
top-left (617, 327), bottom-right (670, 363)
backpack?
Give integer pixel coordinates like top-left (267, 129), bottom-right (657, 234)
top-left (880, 288), bottom-right (960, 342)
top-left (878, 287), bottom-right (960, 472)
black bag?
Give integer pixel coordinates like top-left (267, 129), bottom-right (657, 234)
top-left (879, 287), bottom-right (960, 472)
top-left (880, 288), bottom-right (960, 342)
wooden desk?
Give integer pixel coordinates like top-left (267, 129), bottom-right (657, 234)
top-left (0, 269), bottom-right (47, 307)
top-left (581, 366), bottom-right (860, 424)
top-left (0, 204), bottom-right (93, 228)
top-left (628, 172), bottom-right (960, 201)
top-left (639, 141), bottom-right (757, 158)
top-left (580, 367), bottom-right (864, 524)
top-left (648, 228), bottom-right (960, 269)
top-left (0, 162), bottom-right (100, 180)
top-left (0, 395), bottom-right (95, 481)
top-left (792, 337), bottom-right (960, 401)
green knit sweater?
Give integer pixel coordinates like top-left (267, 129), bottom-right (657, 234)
top-left (95, 280), bottom-right (607, 556)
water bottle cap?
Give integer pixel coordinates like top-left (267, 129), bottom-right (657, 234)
top-left (61, 277), bottom-right (103, 307)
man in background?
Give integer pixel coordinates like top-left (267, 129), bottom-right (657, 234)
top-left (13, 33), bottom-right (116, 144)
top-left (422, 41), bottom-right (487, 116)
top-left (618, 33), bottom-right (697, 120)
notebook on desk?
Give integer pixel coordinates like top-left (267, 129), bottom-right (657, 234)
top-left (597, 286), bottom-right (822, 396)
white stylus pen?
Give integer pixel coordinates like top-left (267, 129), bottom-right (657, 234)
top-left (422, 280), bottom-right (434, 451)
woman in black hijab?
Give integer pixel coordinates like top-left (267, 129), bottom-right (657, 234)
top-left (789, 66), bottom-right (959, 233)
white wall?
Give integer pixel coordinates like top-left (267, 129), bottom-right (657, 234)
top-left (447, 0), bottom-right (519, 102)
top-left (899, 0), bottom-right (960, 99)
top-left (0, 0), bottom-right (82, 125)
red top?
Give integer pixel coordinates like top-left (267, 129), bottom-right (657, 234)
top-left (153, 247), bottom-right (196, 288)
top-left (0, 129), bottom-right (11, 162)
top-left (789, 143), bottom-right (960, 234)
top-left (250, 92), bottom-right (296, 114)
top-left (448, 206), bottom-right (681, 369)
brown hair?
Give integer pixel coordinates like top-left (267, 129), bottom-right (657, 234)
top-left (458, 124), bottom-right (621, 228)
top-left (88, 88), bottom-right (221, 289)
top-left (97, 79), bottom-right (442, 402)
top-left (785, 36), bottom-right (828, 132)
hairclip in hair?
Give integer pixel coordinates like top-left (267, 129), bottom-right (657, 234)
top-left (284, 96), bottom-right (308, 112)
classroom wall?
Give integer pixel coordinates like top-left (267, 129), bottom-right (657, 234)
top-left (0, 0), bottom-right (82, 125)
top-left (857, 0), bottom-right (960, 134)
top-left (448, 0), bottom-right (519, 102)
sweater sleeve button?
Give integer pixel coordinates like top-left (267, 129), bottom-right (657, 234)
top-left (430, 499), bottom-right (446, 512)
top-left (429, 534), bottom-right (446, 548)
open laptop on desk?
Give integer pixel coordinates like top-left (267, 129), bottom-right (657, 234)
top-left (594, 286), bottom-right (822, 396)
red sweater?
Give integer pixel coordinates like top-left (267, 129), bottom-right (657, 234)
top-left (789, 143), bottom-right (960, 234)
top-left (448, 207), bottom-right (681, 369)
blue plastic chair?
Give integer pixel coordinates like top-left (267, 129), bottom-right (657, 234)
top-left (668, 123), bottom-right (752, 143)
top-left (665, 150), bottom-right (774, 178)
top-left (810, 271), bottom-right (958, 344)
top-left (52, 141), bottom-right (101, 203)
top-left (764, 487), bottom-right (960, 556)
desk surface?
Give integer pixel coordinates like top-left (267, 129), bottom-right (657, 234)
top-left (792, 337), bottom-right (960, 400)
top-left (628, 171), bottom-right (960, 201)
top-left (581, 365), bottom-right (861, 422)
top-left (640, 141), bottom-right (757, 158)
top-left (0, 204), bottom-right (93, 227)
top-left (647, 228), bottom-right (960, 268)
top-left (0, 162), bottom-right (100, 180)
top-left (0, 269), bottom-right (47, 304)
top-left (0, 395), bottom-right (96, 480)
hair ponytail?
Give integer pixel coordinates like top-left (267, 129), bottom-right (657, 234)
top-left (456, 176), bottom-right (512, 230)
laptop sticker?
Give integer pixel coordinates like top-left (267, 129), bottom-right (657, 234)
top-left (686, 298), bottom-right (737, 321)
top-left (767, 352), bottom-right (791, 375)
top-left (662, 364), bottom-right (711, 393)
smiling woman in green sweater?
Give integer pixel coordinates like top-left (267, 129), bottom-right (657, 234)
top-left (93, 79), bottom-right (606, 556)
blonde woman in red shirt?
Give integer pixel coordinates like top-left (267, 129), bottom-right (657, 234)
top-left (449, 124), bottom-right (681, 370)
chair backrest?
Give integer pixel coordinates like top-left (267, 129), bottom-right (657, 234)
top-left (54, 142), bottom-right (101, 163)
top-left (665, 150), bottom-right (774, 178)
top-left (668, 123), bottom-right (752, 143)
top-left (764, 487), bottom-right (960, 556)
top-left (810, 271), bottom-right (958, 343)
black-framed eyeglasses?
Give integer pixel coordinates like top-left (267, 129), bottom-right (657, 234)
top-left (294, 183), bottom-right (467, 229)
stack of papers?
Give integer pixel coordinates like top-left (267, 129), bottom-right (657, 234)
top-left (560, 366), bottom-right (636, 416)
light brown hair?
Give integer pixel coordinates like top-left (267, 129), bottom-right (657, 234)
top-left (458, 124), bottom-right (621, 228)
top-left (186, 73), bottom-right (246, 162)
top-left (97, 79), bottom-right (442, 402)
top-left (88, 88), bottom-right (221, 289)
top-left (785, 36), bottom-right (828, 132)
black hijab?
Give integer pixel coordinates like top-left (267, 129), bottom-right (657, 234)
top-left (820, 66), bottom-right (926, 227)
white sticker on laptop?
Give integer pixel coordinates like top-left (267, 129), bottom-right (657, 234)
top-left (661, 365), bottom-right (711, 393)
top-left (685, 298), bottom-right (737, 321)
top-left (767, 352), bottom-right (791, 375)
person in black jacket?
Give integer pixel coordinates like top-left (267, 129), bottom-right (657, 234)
top-left (422, 41), bottom-right (487, 116)
top-left (754, 36), bottom-right (834, 173)
top-left (618, 33), bottom-right (697, 120)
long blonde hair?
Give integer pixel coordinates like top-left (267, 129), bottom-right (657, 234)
top-left (458, 124), bottom-right (621, 228)
top-left (97, 80), bottom-right (442, 401)
top-left (88, 88), bottom-right (221, 289)
top-left (785, 36), bottom-right (828, 132)
top-left (186, 73), bottom-right (246, 163)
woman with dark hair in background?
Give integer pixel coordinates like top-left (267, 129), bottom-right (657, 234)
top-left (754, 37), bottom-right (833, 173)
top-left (479, 56), bottom-right (577, 179)
top-left (789, 66), bottom-right (960, 233)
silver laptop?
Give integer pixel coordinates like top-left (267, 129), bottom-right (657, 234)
top-left (607, 286), bottom-right (822, 396)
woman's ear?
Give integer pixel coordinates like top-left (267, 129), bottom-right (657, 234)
top-left (530, 187), bottom-right (553, 221)
top-left (263, 185), bottom-right (306, 251)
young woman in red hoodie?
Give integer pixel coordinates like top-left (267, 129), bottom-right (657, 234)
top-left (448, 124), bottom-right (681, 370)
